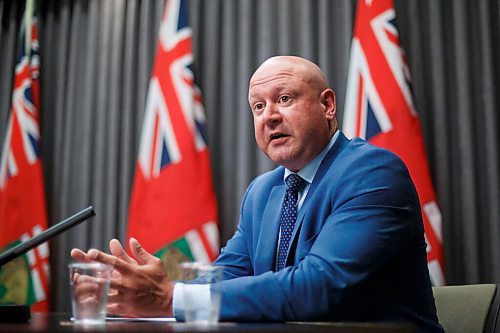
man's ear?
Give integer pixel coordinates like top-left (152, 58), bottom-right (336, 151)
top-left (321, 89), bottom-right (336, 120)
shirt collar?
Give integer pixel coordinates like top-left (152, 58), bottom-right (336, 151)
top-left (284, 130), bottom-right (339, 184)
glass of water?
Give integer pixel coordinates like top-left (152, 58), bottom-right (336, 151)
top-left (68, 262), bottom-right (113, 325)
top-left (177, 262), bottom-right (224, 325)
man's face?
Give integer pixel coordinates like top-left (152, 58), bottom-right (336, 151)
top-left (248, 60), bottom-right (335, 172)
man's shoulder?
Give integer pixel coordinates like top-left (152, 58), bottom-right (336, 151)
top-left (347, 135), bottom-right (397, 154)
top-left (318, 134), bottom-right (411, 187)
top-left (338, 135), bottom-right (405, 167)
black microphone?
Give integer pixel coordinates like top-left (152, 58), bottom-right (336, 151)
top-left (0, 206), bottom-right (95, 267)
top-left (0, 206), bottom-right (95, 323)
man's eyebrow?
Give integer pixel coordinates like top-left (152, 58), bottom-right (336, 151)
top-left (248, 84), bottom-right (296, 102)
top-left (248, 94), bottom-right (259, 102)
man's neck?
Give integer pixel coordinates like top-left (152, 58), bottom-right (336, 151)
top-left (284, 130), bottom-right (339, 182)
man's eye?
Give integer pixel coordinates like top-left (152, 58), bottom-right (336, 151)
top-left (279, 96), bottom-right (290, 103)
top-left (254, 103), bottom-right (264, 111)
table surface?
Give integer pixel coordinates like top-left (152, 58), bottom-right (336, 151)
top-left (0, 313), bottom-right (416, 333)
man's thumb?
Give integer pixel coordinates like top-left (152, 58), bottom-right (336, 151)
top-left (129, 238), bottom-right (154, 265)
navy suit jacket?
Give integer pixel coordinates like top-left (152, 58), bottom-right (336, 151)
top-left (213, 132), bottom-right (443, 333)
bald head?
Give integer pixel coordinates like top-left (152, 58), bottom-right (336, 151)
top-left (249, 56), bottom-right (329, 95)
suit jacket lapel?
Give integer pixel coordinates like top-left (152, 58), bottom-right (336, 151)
top-left (254, 184), bottom-right (285, 274)
top-left (285, 132), bottom-right (350, 264)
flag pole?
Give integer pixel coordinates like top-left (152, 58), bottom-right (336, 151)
top-left (24, 0), bottom-right (34, 55)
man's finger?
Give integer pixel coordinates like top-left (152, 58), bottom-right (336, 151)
top-left (108, 276), bottom-right (128, 293)
top-left (107, 302), bottom-right (124, 316)
top-left (109, 239), bottom-right (137, 265)
top-left (86, 249), bottom-right (135, 275)
top-left (70, 248), bottom-right (91, 262)
top-left (129, 238), bottom-right (156, 265)
top-left (73, 278), bottom-right (100, 295)
top-left (108, 288), bottom-right (119, 296)
top-left (107, 291), bottom-right (122, 304)
top-left (112, 270), bottom-right (122, 279)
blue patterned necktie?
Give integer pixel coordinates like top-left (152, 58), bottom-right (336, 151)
top-left (277, 174), bottom-right (307, 271)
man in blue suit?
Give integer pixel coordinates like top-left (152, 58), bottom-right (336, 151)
top-left (72, 56), bottom-right (443, 332)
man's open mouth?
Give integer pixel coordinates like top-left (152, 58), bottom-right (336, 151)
top-left (270, 133), bottom-right (288, 141)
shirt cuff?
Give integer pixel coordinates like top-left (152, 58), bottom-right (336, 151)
top-left (172, 282), bottom-right (211, 321)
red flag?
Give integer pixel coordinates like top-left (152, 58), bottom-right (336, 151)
top-left (343, 0), bottom-right (445, 285)
top-left (127, 0), bottom-right (219, 269)
top-left (0, 1), bottom-right (50, 310)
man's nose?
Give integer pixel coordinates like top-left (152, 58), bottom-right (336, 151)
top-left (263, 103), bottom-right (281, 125)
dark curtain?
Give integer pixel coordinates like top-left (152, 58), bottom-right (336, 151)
top-left (0, 0), bottom-right (499, 311)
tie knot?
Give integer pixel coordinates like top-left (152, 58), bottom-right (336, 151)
top-left (285, 174), bottom-right (307, 194)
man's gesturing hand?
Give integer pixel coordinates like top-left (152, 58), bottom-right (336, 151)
top-left (70, 238), bottom-right (174, 318)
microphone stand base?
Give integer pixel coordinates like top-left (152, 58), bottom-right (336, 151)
top-left (0, 305), bottom-right (31, 323)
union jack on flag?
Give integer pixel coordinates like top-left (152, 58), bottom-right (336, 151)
top-left (0, 0), bottom-right (50, 311)
top-left (0, 21), bottom-right (41, 187)
top-left (127, 0), bottom-right (219, 271)
top-left (343, 0), bottom-right (445, 286)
